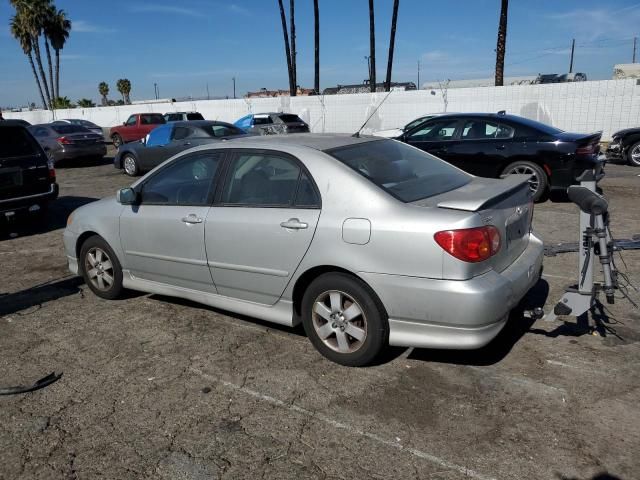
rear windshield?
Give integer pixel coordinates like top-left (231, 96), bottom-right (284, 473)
top-left (71, 119), bottom-right (99, 128)
top-left (141, 114), bottom-right (166, 125)
top-left (0, 127), bottom-right (41, 158)
top-left (186, 113), bottom-right (204, 120)
top-left (198, 124), bottom-right (245, 138)
top-left (514, 116), bottom-right (564, 135)
top-left (278, 114), bottom-right (304, 123)
top-left (327, 140), bottom-right (471, 203)
top-left (51, 124), bottom-right (91, 134)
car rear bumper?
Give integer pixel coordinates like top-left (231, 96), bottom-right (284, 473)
top-left (0, 183), bottom-right (58, 215)
top-left (360, 233), bottom-right (544, 350)
top-left (549, 155), bottom-right (605, 192)
top-left (54, 144), bottom-right (107, 162)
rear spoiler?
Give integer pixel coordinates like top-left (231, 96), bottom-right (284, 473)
top-left (434, 175), bottom-right (531, 212)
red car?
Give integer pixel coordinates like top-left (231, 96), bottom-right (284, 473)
top-left (109, 113), bottom-right (165, 148)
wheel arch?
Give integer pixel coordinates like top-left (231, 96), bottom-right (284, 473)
top-left (75, 231), bottom-right (101, 259)
top-left (291, 265), bottom-right (384, 318)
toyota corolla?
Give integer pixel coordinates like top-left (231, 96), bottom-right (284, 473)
top-left (64, 134), bottom-right (543, 366)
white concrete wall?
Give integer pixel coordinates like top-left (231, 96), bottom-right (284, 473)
top-left (5, 79), bottom-right (640, 141)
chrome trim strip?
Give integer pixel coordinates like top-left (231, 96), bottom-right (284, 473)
top-left (207, 260), bottom-right (289, 278)
top-left (0, 183), bottom-right (56, 204)
top-left (125, 250), bottom-right (208, 266)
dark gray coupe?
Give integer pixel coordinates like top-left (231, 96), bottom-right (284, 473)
top-left (114, 120), bottom-right (247, 176)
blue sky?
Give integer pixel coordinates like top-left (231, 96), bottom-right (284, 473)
top-left (1, 0), bottom-right (640, 106)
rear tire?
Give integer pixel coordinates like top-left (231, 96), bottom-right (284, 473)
top-left (79, 235), bottom-right (124, 300)
top-left (111, 134), bottom-right (123, 149)
top-left (627, 141), bottom-right (640, 167)
top-left (122, 154), bottom-right (140, 176)
top-left (501, 161), bottom-right (548, 202)
top-left (301, 273), bottom-right (388, 366)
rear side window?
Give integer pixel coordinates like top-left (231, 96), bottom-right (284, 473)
top-left (327, 140), bottom-right (471, 203)
top-left (141, 114), bottom-right (165, 125)
top-left (147, 125), bottom-right (172, 146)
top-left (199, 125), bottom-right (245, 138)
top-left (461, 120), bottom-right (514, 140)
top-left (164, 114), bottom-right (181, 122)
top-left (51, 124), bottom-right (90, 134)
top-left (0, 127), bottom-right (41, 158)
top-left (277, 114), bottom-right (303, 123)
top-left (253, 115), bottom-right (273, 125)
top-left (186, 113), bottom-right (204, 120)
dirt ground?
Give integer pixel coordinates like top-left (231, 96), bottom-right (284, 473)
top-left (1, 149), bottom-right (639, 480)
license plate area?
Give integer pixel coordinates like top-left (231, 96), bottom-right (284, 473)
top-left (0, 168), bottom-right (23, 189)
top-left (506, 212), bottom-right (529, 248)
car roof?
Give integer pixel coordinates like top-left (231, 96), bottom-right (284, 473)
top-left (166, 111), bottom-right (200, 115)
top-left (1, 120), bottom-right (31, 127)
top-left (226, 133), bottom-right (382, 151)
top-left (419, 112), bottom-right (525, 122)
top-left (170, 120), bottom-right (237, 128)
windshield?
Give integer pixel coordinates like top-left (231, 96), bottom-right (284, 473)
top-left (186, 113), bottom-right (204, 120)
top-left (404, 116), bottom-right (432, 131)
top-left (51, 124), bottom-right (91, 134)
top-left (514, 116), bottom-right (564, 135)
top-left (327, 140), bottom-right (471, 202)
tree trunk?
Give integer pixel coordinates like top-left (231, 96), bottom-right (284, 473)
top-left (55, 49), bottom-right (60, 99)
top-left (28, 51), bottom-right (47, 110)
top-left (290, 0), bottom-right (296, 95)
top-left (32, 36), bottom-right (52, 109)
top-left (44, 38), bottom-right (55, 99)
top-left (495, 0), bottom-right (508, 86)
top-left (313, 0), bottom-right (320, 94)
top-left (277, 0), bottom-right (295, 96)
top-left (385, 0), bottom-right (399, 91)
top-left (368, 0), bottom-right (376, 93)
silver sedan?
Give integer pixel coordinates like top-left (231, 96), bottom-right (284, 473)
top-left (63, 134), bottom-right (543, 366)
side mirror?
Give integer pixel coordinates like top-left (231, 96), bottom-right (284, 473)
top-left (117, 187), bottom-right (138, 205)
top-left (123, 122), bottom-right (127, 126)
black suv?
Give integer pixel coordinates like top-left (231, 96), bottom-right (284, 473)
top-left (396, 112), bottom-right (603, 201)
top-left (0, 120), bottom-right (58, 218)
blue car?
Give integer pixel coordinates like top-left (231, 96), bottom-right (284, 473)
top-left (114, 120), bottom-right (246, 176)
top-left (234, 112), bottom-right (309, 135)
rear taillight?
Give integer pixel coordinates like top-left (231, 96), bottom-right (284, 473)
top-left (434, 226), bottom-right (501, 263)
top-left (47, 158), bottom-right (55, 180)
top-left (57, 136), bottom-right (72, 145)
top-left (576, 143), bottom-right (598, 155)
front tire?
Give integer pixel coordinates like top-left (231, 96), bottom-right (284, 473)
top-left (502, 161), bottom-right (548, 202)
top-left (79, 235), bottom-right (124, 300)
top-left (301, 273), bottom-right (388, 366)
top-left (627, 141), bottom-right (640, 166)
top-left (122, 154), bottom-right (140, 176)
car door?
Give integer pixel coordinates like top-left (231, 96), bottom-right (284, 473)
top-left (449, 118), bottom-right (515, 176)
top-left (119, 151), bottom-right (224, 293)
top-left (402, 118), bottom-right (462, 164)
top-left (121, 115), bottom-right (138, 142)
top-left (205, 150), bottom-right (321, 305)
top-left (140, 125), bottom-right (186, 171)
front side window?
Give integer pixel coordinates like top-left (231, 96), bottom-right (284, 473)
top-left (407, 119), bottom-right (458, 141)
top-left (328, 139), bottom-right (471, 203)
top-left (125, 116), bottom-right (137, 126)
top-left (139, 153), bottom-right (221, 206)
top-left (222, 153), bottom-right (317, 207)
top-left (172, 127), bottom-right (191, 140)
top-left (146, 125), bottom-right (172, 146)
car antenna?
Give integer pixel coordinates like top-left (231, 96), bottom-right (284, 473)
top-left (352, 88), bottom-right (394, 138)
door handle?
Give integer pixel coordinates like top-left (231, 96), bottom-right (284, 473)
top-left (280, 218), bottom-right (308, 230)
top-left (183, 142), bottom-right (191, 146)
top-left (181, 214), bottom-right (203, 224)
top-left (495, 144), bottom-right (506, 150)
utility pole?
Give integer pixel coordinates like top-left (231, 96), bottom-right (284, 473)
top-left (364, 56), bottom-right (371, 84)
top-left (232, 77), bottom-right (236, 99)
top-left (206, 82), bottom-right (210, 100)
top-left (417, 59), bottom-right (421, 90)
top-left (569, 38), bottom-right (575, 73)
top-left (633, 37), bottom-right (637, 63)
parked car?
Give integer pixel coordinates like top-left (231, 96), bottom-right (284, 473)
top-left (64, 134), bottom-right (543, 366)
top-left (372, 112), bottom-right (456, 139)
top-left (606, 127), bottom-right (640, 166)
top-left (2, 118), bottom-right (31, 126)
top-left (234, 113), bottom-right (309, 135)
top-left (114, 120), bottom-right (247, 176)
top-left (164, 111), bottom-right (205, 122)
top-left (52, 119), bottom-right (104, 137)
top-left (1, 120), bottom-right (58, 218)
top-left (396, 112), bottom-right (603, 201)
top-left (29, 123), bottom-right (106, 165)
top-left (109, 113), bottom-right (166, 148)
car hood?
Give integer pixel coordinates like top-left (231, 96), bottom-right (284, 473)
top-left (371, 128), bottom-right (404, 139)
top-left (69, 196), bottom-right (120, 229)
top-left (612, 127), bottom-right (640, 138)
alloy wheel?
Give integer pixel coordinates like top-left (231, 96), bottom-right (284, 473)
top-left (123, 156), bottom-right (137, 176)
top-left (84, 247), bottom-right (114, 291)
top-left (506, 164), bottom-right (539, 195)
top-left (311, 290), bottom-right (367, 353)
top-left (631, 144), bottom-right (640, 165)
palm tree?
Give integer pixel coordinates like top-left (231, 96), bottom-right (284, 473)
top-left (45, 8), bottom-right (71, 99)
top-left (289, 0), bottom-right (296, 95)
top-left (10, 14), bottom-right (47, 109)
top-left (98, 82), bottom-right (109, 106)
top-left (77, 98), bottom-right (95, 108)
top-left (313, 0), bottom-right (319, 94)
top-left (117, 79), bottom-right (132, 104)
top-left (368, 0), bottom-right (376, 92)
top-left (277, 0), bottom-right (295, 96)
top-left (52, 95), bottom-right (73, 109)
top-left (42, 4), bottom-right (55, 101)
top-left (495, 0), bottom-right (509, 86)
top-left (384, 0), bottom-right (400, 91)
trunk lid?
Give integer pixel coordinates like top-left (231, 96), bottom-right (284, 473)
top-left (413, 175), bottom-right (534, 273)
top-left (60, 132), bottom-right (104, 146)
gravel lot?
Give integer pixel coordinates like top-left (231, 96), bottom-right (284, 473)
top-left (1, 149), bottom-right (639, 480)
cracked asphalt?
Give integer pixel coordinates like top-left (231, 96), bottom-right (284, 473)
top-left (1, 150), bottom-right (639, 479)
